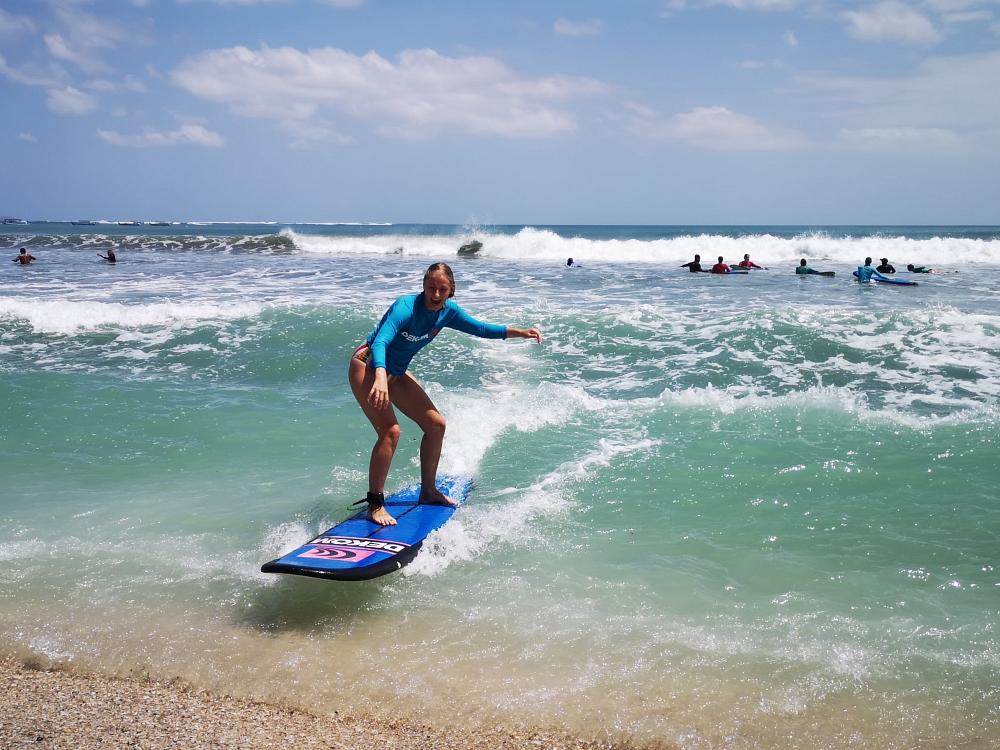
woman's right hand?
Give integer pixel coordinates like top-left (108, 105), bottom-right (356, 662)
top-left (368, 369), bottom-right (390, 410)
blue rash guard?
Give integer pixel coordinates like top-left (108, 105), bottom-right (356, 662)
top-left (365, 293), bottom-right (507, 376)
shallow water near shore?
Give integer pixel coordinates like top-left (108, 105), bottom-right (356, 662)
top-left (2, 223), bottom-right (999, 748)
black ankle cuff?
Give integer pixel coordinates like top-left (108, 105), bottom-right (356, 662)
top-left (353, 491), bottom-right (385, 510)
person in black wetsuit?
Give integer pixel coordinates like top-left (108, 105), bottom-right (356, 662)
top-left (680, 254), bottom-right (705, 272)
top-left (98, 248), bottom-right (117, 263)
top-left (876, 258), bottom-right (896, 273)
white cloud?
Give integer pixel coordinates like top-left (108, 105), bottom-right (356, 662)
top-left (792, 50), bottom-right (1000, 133)
top-left (18, 132), bottom-right (39, 143)
top-left (839, 126), bottom-right (961, 149)
top-left (47, 85), bottom-right (97, 115)
top-left (705, 0), bottom-right (799, 10)
top-left (922, 0), bottom-right (997, 12)
top-left (942, 10), bottom-right (993, 22)
top-left (97, 124), bottom-right (225, 148)
top-left (784, 30), bottom-right (799, 46)
top-left (0, 52), bottom-right (66, 88)
top-left (280, 119), bottom-right (353, 148)
top-left (627, 104), bottom-right (806, 150)
top-left (738, 58), bottom-right (784, 70)
top-left (176, 0), bottom-right (290, 4)
top-left (554, 18), bottom-right (604, 37)
top-left (45, 33), bottom-right (91, 68)
top-left (45, 7), bottom-right (125, 74)
top-left (84, 75), bottom-right (148, 94)
top-left (843, 2), bottom-right (943, 44)
top-left (171, 45), bottom-right (607, 140)
top-left (0, 9), bottom-right (36, 35)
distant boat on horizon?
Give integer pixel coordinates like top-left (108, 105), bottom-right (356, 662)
top-left (71, 220), bottom-right (97, 226)
top-left (147, 221), bottom-right (171, 226)
top-left (117, 220), bottom-right (142, 226)
top-left (1, 216), bottom-right (28, 224)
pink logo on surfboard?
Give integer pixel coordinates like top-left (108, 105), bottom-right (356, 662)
top-left (298, 545), bottom-right (379, 562)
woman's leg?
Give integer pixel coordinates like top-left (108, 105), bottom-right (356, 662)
top-left (388, 373), bottom-right (456, 506)
top-left (348, 357), bottom-right (400, 525)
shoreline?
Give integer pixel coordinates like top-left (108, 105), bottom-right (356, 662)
top-left (1, 656), bottom-right (661, 750)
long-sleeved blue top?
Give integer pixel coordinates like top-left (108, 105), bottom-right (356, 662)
top-left (365, 293), bottom-right (507, 376)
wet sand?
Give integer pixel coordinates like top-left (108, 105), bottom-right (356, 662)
top-left (1, 657), bottom-right (666, 750)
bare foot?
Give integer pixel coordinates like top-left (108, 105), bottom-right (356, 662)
top-left (418, 487), bottom-right (458, 507)
top-left (369, 505), bottom-right (397, 526)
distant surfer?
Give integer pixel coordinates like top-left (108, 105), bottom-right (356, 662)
top-left (349, 262), bottom-right (542, 526)
top-left (876, 258), bottom-right (896, 274)
top-left (680, 254), bottom-right (706, 272)
top-left (566, 258), bottom-right (574, 267)
top-left (795, 258), bottom-right (832, 275)
top-left (710, 256), bottom-right (730, 274)
top-left (906, 264), bottom-right (931, 273)
top-left (737, 253), bottom-right (765, 270)
top-left (98, 248), bottom-right (117, 263)
top-left (11, 248), bottom-right (36, 265)
top-left (856, 257), bottom-right (876, 283)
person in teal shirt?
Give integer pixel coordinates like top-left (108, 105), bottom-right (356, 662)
top-left (856, 257), bottom-right (877, 282)
top-left (907, 264), bottom-right (932, 273)
top-left (796, 258), bottom-right (820, 274)
top-left (349, 262), bottom-right (542, 525)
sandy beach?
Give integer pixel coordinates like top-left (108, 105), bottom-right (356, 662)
top-left (1, 657), bottom-right (659, 750)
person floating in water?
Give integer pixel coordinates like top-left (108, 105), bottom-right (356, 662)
top-left (98, 248), bottom-right (117, 263)
top-left (12, 248), bottom-right (36, 265)
top-left (710, 256), bottom-right (730, 274)
top-left (349, 262), bottom-right (542, 526)
top-left (566, 257), bottom-right (577, 267)
top-left (906, 263), bottom-right (931, 273)
top-left (737, 253), bottom-right (765, 270)
top-left (795, 258), bottom-right (828, 275)
top-left (856, 257), bottom-right (877, 283)
top-left (876, 258), bottom-right (896, 273)
top-left (680, 254), bottom-right (706, 272)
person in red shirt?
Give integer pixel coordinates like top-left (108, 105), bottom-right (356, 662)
top-left (737, 253), bottom-right (765, 269)
top-left (710, 256), bottom-right (730, 274)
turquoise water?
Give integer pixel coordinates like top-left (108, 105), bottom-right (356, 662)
top-left (2, 224), bottom-right (999, 748)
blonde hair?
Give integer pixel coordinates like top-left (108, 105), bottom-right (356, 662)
top-left (423, 262), bottom-right (455, 298)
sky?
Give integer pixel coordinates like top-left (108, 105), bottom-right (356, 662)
top-left (1, 0), bottom-right (998, 224)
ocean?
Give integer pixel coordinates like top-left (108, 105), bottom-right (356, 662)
top-left (2, 222), bottom-right (998, 748)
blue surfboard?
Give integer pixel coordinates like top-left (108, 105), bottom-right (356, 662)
top-left (853, 270), bottom-right (918, 286)
top-left (261, 475), bottom-right (472, 581)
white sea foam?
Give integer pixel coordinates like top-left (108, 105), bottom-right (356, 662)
top-left (433, 380), bottom-right (604, 478)
top-left (284, 228), bottom-right (461, 257)
top-left (643, 383), bottom-right (999, 428)
top-left (0, 298), bottom-right (264, 334)
top-left (406, 435), bottom-right (660, 577)
top-left (0, 538), bottom-right (48, 562)
top-left (282, 227), bottom-right (1000, 264)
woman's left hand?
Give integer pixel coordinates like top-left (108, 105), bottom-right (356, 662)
top-left (511, 327), bottom-right (542, 344)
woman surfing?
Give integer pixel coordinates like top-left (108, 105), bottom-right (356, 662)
top-left (349, 262), bottom-right (542, 526)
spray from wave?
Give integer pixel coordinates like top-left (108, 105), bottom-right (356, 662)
top-left (283, 228), bottom-right (1000, 265)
